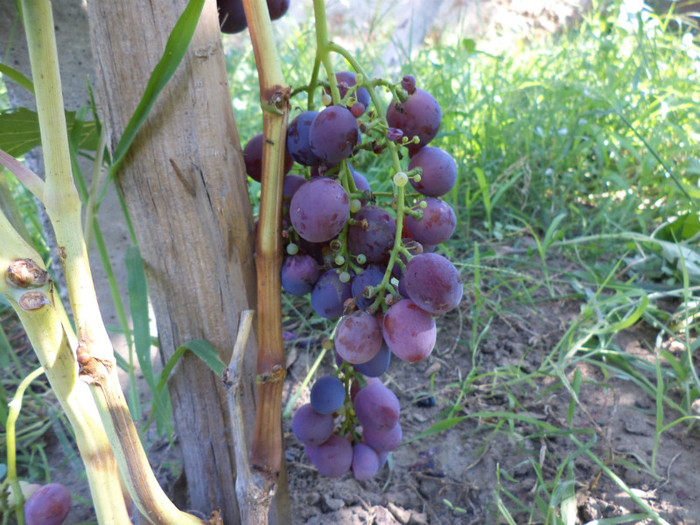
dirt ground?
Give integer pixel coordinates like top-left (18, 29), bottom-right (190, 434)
top-left (279, 272), bottom-right (700, 525)
top-left (7, 254), bottom-right (700, 525)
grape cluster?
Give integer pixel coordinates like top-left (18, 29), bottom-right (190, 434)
top-left (248, 72), bottom-right (462, 479)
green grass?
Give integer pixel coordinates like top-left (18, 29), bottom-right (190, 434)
top-left (1, 0), bottom-right (699, 523)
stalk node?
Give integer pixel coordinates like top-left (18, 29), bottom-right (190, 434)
top-left (7, 258), bottom-right (49, 288)
top-left (256, 365), bottom-right (286, 384)
top-left (18, 291), bottom-right (50, 310)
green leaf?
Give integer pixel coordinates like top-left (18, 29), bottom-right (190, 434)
top-left (656, 213), bottom-right (700, 242)
top-left (156, 340), bottom-right (226, 398)
top-left (462, 38), bottom-right (477, 54)
top-left (177, 339), bottom-right (227, 377)
top-left (0, 62), bottom-right (34, 93)
top-left (107, 0), bottom-right (206, 180)
top-left (0, 107), bottom-right (99, 157)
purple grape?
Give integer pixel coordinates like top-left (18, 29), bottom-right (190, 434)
top-left (218, 0), bottom-right (288, 33)
top-left (354, 344), bottom-right (391, 377)
top-left (24, 483), bottom-right (71, 525)
top-left (307, 434), bottom-right (353, 478)
top-left (325, 71), bottom-right (371, 114)
top-left (282, 174), bottom-right (307, 227)
top-left (292, 403), bottom-right (335, 446)
top-left (281, 254), bottom-right (319, 296)
top-left (347, 206), bottom-right (396, 264)
top-left (243, 132), bottom-right (293, 183)
top-left (287, 111), bottom-right (321, 166)
top-left (401, 75), bottom-right (417, 94)
top-left (310, 375), bottom-right (346, 414)
top-left (267, 0), bottom-right (289, 20)
top-left (351, 266), bottom-right (385, 310)
top-left (352, 442), bottom-right (380, 481)
top-left (405, 198), bottom-right (457, 245)
top-left (403, 253), bottom-right (463, 315)
top-left (309, 106), bottom-right (359, 164)
top-left (334, 311), bottom-right (383, 364)
top-left (218, 0), bottom-right (247, 33)
top-left (386, 88), bottom-right (441, 154)
top-left (353, 381), bottom-right (400, 432)
top-left (351, 167), bottom-right (371, 193)
top-left (382, 299), bottom-right (436, 362)
top-left (311, 270), bottom-right (353, 319)
top-left (363, 421), bottom-right (402, 452)
top-left (390, 238), bottom-right (424, 280)
top-left (283, 174), bottom-right (306, 200)
top-left (408, 146), bottom-right (457, 197)
top-left (290, 178), bottom-right (350, 243)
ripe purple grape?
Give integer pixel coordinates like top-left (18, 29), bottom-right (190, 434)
top-left (218, 0), bottom-right (288, 33)
top-left (352, 442), bottom-right (380, 481)
top-left (267, 0), bottom-right (289, 20)
top-left (405, 198), bottom-right (457, 245)
top-left (287, 111), bottom-right (321, 166)
top-left (310, 375), bottom-right (346, 414)
top-left (403, 253), bottom-right (463, 315)
top-left (363, 421), bottom-right (403, 452)
top-left (24, 483), bottom-right (71, 525)
top-left (351, 266), bottom-right (384, 311)
top-left (335, 311), bottom-right (383, 364)
top-left (243, 132), bottom-right (293, 183)
top-left (325, 71), bottom-right (371, 114)
top-left (281, 254), bottom-right (319, 296)
top-left (306, 434), bottom-right (353, 478)
top-left (218, 0), bottom-right (247, 33)
top-left (353, 381), bottom-right (400, 432)
top-left (311, 269), bottom-right (353, 319)
top-left (386, 88), bottom-right (441, 154)
top-left (347, 206), bottom-right (396, 264)
top-left (309, 106), bottom-right (359, 164)
top-left (290, 178), bottom-right (350, 243)
top-left (382, 299), bottom-right (436, 362)
top-left (292, 403), bottom-right (335, 446)
top-left (354, 344), bottom-right (391, 377)
top-left (408, 146), bottom-right (457, 197)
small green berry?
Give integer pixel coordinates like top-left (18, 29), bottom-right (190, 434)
top-left (393, 171), bottom-right (408, 187)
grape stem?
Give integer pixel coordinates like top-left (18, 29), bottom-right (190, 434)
top-left (309, 10), bottom-right (415, 320)
top-left (242, 1), bottom-right (290, 513)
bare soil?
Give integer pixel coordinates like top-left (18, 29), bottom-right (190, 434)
top-left (280, 270), bottom-right (700, 525)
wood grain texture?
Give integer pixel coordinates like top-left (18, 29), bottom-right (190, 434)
top-left (85, 0), bottom-right (258, 521)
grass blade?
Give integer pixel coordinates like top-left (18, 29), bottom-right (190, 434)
top-left (104, 0), bottom-right (205, 187)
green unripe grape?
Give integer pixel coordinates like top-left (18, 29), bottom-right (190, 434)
top-left (321, 93), bottom-right (332, 105)
top-left (356, 254), bottom-right (367, 265)
top-left (286, 243), bottom-right (299, 255)
top-left (335, 255), bottom-right (345, 266)
top-left (339, 271), bottom-right (351, 283)
top-left (419, 200), bottom-right (428, 209)
top-left (350, 198), bottom-right (362, 213)
top-left (413, 174), bottom-right (422, 183)
top-left (393, 171), bottom-right (408, 187)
